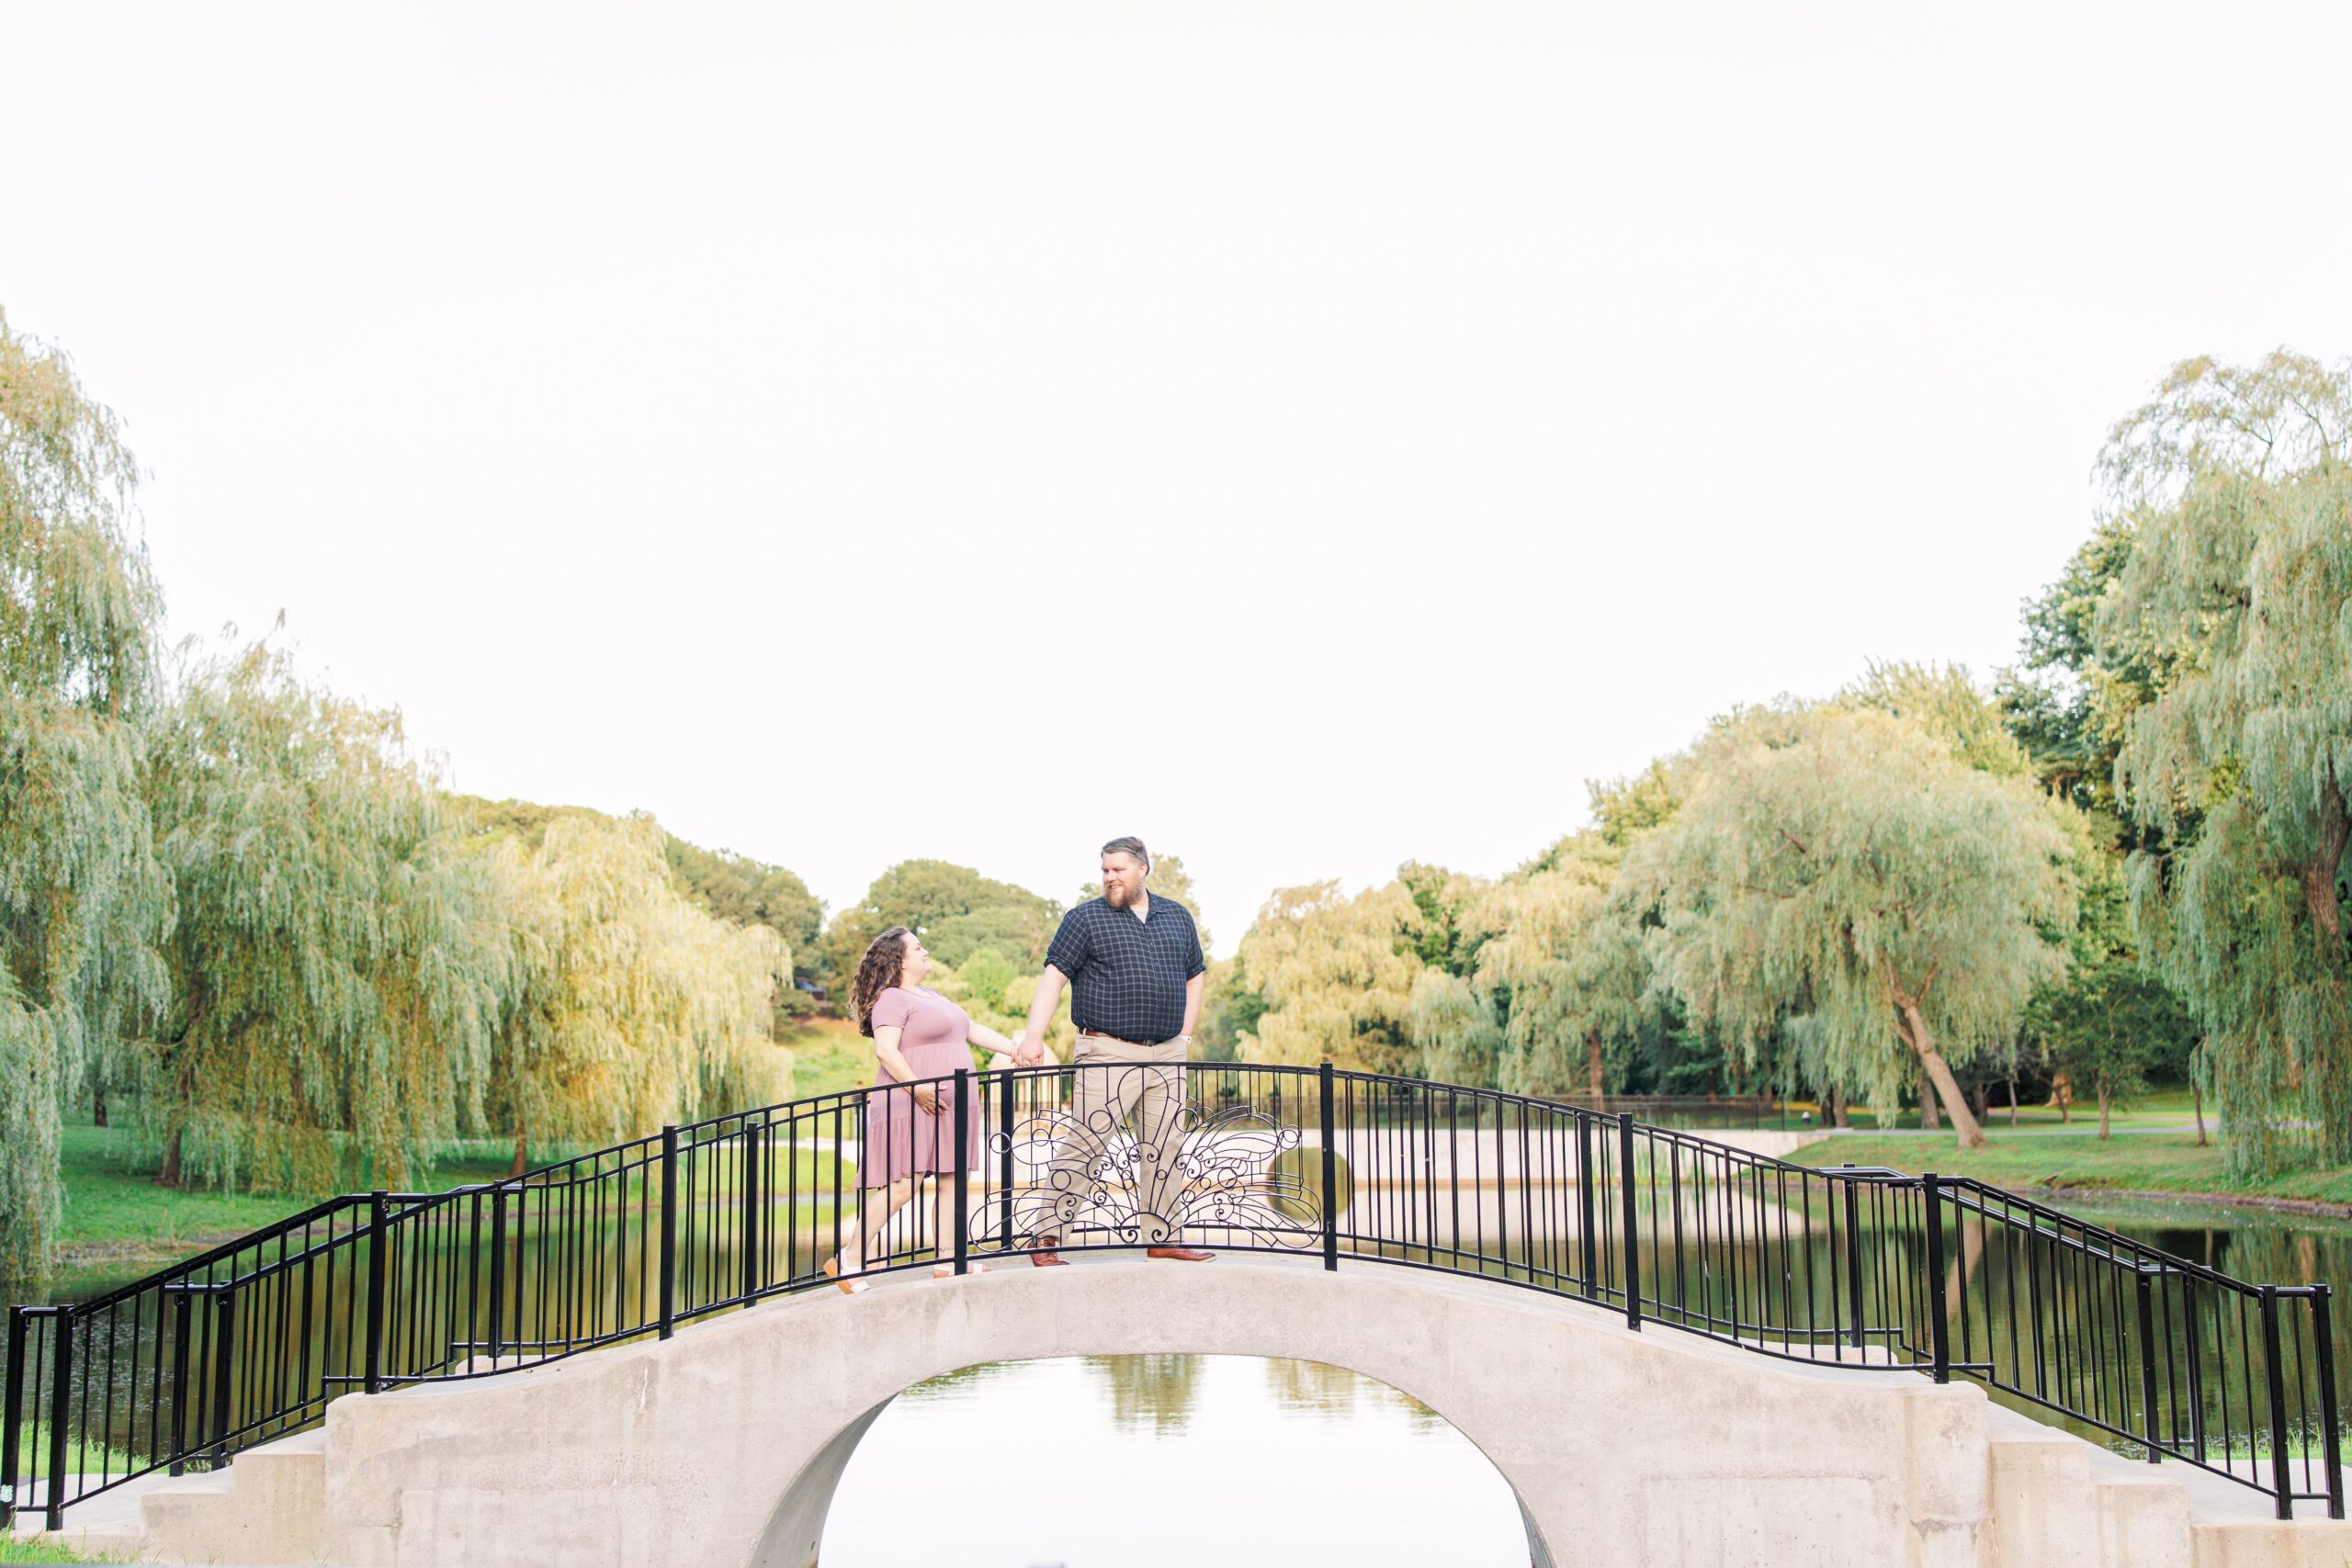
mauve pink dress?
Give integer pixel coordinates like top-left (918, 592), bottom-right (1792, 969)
top-left (861, 987), bottom-right (982, 1187)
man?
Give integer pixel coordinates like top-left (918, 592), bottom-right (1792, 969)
top-left (1012, 836), bottom-right (1215, 1264)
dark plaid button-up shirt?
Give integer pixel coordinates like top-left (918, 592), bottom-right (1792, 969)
top-left (1045, 895), bottom-right (1207, 1044)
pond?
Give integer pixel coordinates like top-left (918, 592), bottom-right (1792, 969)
top-left (820, 1355), bottom-right (1532, 1568)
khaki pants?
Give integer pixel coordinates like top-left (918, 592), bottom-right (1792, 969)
top-left (1031, 1036), bottom-right (1191, 1247)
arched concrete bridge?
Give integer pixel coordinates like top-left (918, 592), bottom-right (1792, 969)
top-left (9, 1064), bottom-right (2345, 1565)
top-left (106, 1258), bottom-right (2352, 1568)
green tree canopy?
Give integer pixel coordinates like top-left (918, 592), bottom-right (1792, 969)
top-left (2094, 351), bottom-right (2352, 1173)
top-left (1629, 708), bottom-right (2077, 1146)
top-left (0, 310), bottom-right (174, 1272)
top-left (821, 858), bottom-right (1059, 986)
top-left (466, 807), bottom-right (786, 1171)
top-left (662, 835), bottom-right (824, 964)
top-left (142, 637), bottom-right (506, 1192)
top-left (1237, 881), bottom-right (1420, 1073)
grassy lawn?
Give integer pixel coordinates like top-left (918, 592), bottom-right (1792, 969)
top-left (1787, 1130), bottom-right (2352, 1208)
top-left (781, 1017), bottom-right (883, 1098)
top-left (11, 1422), bottom-right (143, 1482)
top-left (0, 1541), bottom-right (107, 1564)
top-left (58, 1112), bottom-right (855, 1270)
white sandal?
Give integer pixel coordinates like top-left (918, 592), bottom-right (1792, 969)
top-left (932, 1261), bottom-right (993, 1279)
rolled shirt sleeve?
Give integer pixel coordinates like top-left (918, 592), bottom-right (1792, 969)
top-left (1044, 908), bottom-right (1092, 980)
top-left (1182, 911), bottom-right (1205, 980)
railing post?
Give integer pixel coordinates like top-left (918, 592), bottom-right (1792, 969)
top-left (659, 1126), bottom-right (678, 1340)
top-left (2260, 1285), bottom-right (2294, 1519)
top-left (1841, 1168), bottom-right (1866, 1353)
top-left (1491, 1096), bottom-right (1508, 1269)
top-left (1617, 1111), bottom-right (1641, 1331)
top-left (1920, 1174), bottom-right (1950, 1384)
top-left (2181, 1279), bottom-right (2206, 1461)
top-left (1318, 1062), bottom-right (1339, 1271)
top-left (1, 1304), bottom-right (24, 1529)
top-left (365, 1191), bottom-right (387, 1394)
top-left (2311, 1284), bottom-right (2342, 1519)
top-left (952, 1070), bottom-right (971, 1276)
top-left (2136, 1270), bottom-right (2162, 1463)
top-left (208, 1290), bottom-right (235, 1468)
top-left (742, 1118), bottom-right (764, 1303)
top-left (1577, 1114), bottom-right (1598, 1301)
top-left (44, 1304), bottom-right (70, 1531)
top-left (997, 1075), bottom-right (1016, 1255)
top-left (167, 1289), bottom-right (192, 1476)
top-left (485, 1186), bottom-right (508, 1367)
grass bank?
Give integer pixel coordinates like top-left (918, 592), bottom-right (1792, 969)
top-left (0, 1541), bottom-right (104, 1564)
top-left (1786, 1130), bottom-right (2352, 1213)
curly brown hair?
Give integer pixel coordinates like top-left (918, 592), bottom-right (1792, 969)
top-left (851, 926), bottom-right (916, 1037)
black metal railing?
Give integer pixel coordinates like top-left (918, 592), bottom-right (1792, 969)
top-left (3, 1062), bottom-right (2341, 1529)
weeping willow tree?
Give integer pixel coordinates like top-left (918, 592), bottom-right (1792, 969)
top-left (2095, 352), bottom-right (2352, 1174)
top-left (0, 311), bottom-right (175, 1273)
top-left (472, 809), bottom-right (786, 1173)
top-left (142, 637), bottom-right (507, 1191)
top-left (1458, 840), bottom-right (1652, 1099)
top-left (1237, 881), bottom-right (1421, 1072)
top-left (1631, 708), bottom-right (2076, 1147)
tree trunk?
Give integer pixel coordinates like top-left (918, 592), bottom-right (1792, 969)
top-left (2097, 1081), bottom-right (2112, 1140)
top-left (1899, 1003), bottom-right (1988, 1148)
top-left (93, 1087), bottom-right (107, 1128)
top-left (1970, 1079), bottom-right (1990, 1121)
top-left (2192, 1078), bottom-right (2208, 1147)
top-left (155, 1016), bottom-right (204, 1189)
top-left (2050, 1072), bottom-right (2073, 1124)
top-left (510, 1126), bottom-right (530, 1179)
top-left (2007, 1074), bottom-right (2019, 1128)
top-left (1585, 1029), bottom-right (1606, 1101)
top-left (1917, 1068), bottom-right (1941, 1132)
top-left (2300, 766), bottom-right (2347, 943)
top-left (1827, 1082), bottom-right (1850, 1129)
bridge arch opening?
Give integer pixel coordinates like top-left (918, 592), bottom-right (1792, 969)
top-left (759, 1353), bottom-right (1554, 1568)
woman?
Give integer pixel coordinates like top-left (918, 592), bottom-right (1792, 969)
top-left (825, 926), bottom-right (1023, 1292)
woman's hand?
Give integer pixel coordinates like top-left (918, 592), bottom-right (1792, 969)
top-left (910, 1083), bottom-right (941, 1116)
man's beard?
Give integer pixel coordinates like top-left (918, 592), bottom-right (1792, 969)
top-left (1105, 883), bottom-right (1138, 908)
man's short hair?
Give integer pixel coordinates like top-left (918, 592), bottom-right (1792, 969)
top-left (1101, 836), bottom-right (1150, 873)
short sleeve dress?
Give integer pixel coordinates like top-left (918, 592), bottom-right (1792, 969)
top-left (861, 987), bottom-right (982, 1187)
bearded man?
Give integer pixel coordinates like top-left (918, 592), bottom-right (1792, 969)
top-left (1012, 836), bottom-right (1215, 1264)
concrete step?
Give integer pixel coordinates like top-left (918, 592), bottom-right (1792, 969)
top-left (1988, 1408), bottom-right (2180, 1567)
top-left (140, 1429), bottom-right (326, 1565)
top-left (1987, 1405), bottom-right (2352, 1568)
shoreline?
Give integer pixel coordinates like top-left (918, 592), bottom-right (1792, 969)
top-left (2019, 1181), bottom-right (2352, 1221)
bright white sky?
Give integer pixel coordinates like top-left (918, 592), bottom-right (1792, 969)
top-left (7, 2), bottom-right (2351, 953)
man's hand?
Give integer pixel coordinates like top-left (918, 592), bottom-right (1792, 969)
top-left (1010, 1030), bottom-right (1045, 1068)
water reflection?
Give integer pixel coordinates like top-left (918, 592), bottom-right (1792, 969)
top-left (1084, 1353), bottom-right (1203, 1435)
top-left (820, 1356), bottom-right (1529, 1568)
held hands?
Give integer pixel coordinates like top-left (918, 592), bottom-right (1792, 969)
top-left (1009, 1030), bottom-right (1045, 1069)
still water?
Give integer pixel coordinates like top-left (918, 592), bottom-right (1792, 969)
top-left (820, 1355), bottom-right (1531, 1568)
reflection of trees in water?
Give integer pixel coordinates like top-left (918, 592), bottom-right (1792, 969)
top-left (1076, 1354), bottom-right (1450, 1438)
top-left (1084, 1354), bottom-right (1206, 1435)
top-left (1263, 1357), bottom-right (1446, 1432)
top-left (899, 1361), bottom-right (1018, 1403)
